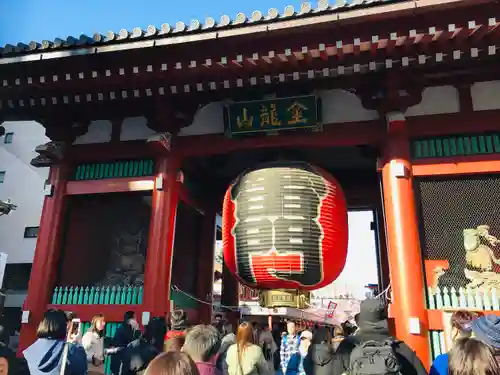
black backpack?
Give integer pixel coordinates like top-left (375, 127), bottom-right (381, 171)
top-left (349, 339), bottom-right (402, 375)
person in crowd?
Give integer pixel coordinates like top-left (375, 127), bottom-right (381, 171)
top-left (23, 309), bottom-right (87, 375)
top-left (0, 343), bottom-right (16, 375)
top-left (259, 326), bottom-right (277, 371)
top-left (225, 322), bottom-right (272, 375)
top-left (144, 351), bottom-right (200, 375)
top-left (303, 327), bottom-right (341, 375)
top-left (448, 337), bottom-right (500, 375)
top-left (119, 322), bottom-right (160, 375)
top-left (65, 311), bottom-right (83, 345)
top-left (166, 310), bottom-right (189, 341)
top-left (251, 323), bottom-right (260, 346)
top-left (165, 336), bottom-right (186, 352)
top-left (146, 317), bottom-right (167, 353)
top-left (280, 321), bottom-right (300, 375)
top-left (82, 314), bottom-right (106, 375)
top-left (286, 330), bottom-right (312, 375)
top-left (331, 326), bottom-right (345, 352)
top-left (216, 323), bottom-right (236, 372)
top-left (336, 299), bottom-right (427, 375)
top-left (182, 324), bottom-right (221, 375)
top-left (429, 310), bottom-right (478, 375)
top-left (109, 311), bottom-right (141, 375)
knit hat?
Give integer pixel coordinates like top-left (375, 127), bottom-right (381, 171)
top-left (471, 315), bottom-right (500, 348)
top-left (359, 299), bottom-right (388, 324)
top-left (170, 309), bottom-right (188, 331)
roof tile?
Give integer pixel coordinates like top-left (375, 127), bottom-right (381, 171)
top-left (0, 0), bottom-right (409, 58)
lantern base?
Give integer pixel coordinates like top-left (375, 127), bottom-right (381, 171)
top-left (259, 289), bottom-right (311, 309)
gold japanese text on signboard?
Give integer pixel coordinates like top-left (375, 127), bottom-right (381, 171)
top-left (226, 95), bottom-right (321, 135)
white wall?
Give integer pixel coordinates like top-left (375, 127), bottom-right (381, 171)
top-left (0, 121), bottom-right (49, 264)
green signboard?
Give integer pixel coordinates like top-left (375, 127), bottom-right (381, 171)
top-left (226, 95), bottom-right (321, 136)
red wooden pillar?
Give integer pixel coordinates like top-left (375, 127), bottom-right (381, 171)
top-left (19, 164), bottom-right (69, 352)
top-left (143, 155), bottom-right (180, 317)
top-left (381, 112), bottom-right (430, 366)
top-left (196, 212), bottom-right (216, 324)
top-left (221, 264), bottom-right (239, 327)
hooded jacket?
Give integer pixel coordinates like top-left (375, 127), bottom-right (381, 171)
top-left (23, 338), bottom-right (87, 375)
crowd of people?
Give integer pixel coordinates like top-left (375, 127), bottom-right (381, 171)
top-left (2, 299), bottom-right (500, 375)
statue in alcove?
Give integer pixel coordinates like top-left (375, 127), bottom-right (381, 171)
top-left (98, 214), bottom-right (147, 286)
top-left (436, 224), bottom-right (500, 289)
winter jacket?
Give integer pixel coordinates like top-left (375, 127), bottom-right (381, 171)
top-left (303, 343), bottom-right (346, 375)
top-left (217, 333), bottom-right (236, 372)
top-left (335, 325), bottom-right (427, 375)
top-left (225, 344), bottom-right (273, 375)
top-left (109, 323), bottom-right (138, 375)
top-left (119, 338), bottom-right (159, 375)
top-left (23, 338), bottom-right (87, 375)
top-left (429, 353), bottom-right (448, 375)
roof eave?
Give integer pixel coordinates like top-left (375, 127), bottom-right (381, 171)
top-left (0, 0), bottom-right (491, 66)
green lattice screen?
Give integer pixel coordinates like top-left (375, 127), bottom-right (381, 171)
top-left (72, 159), bottom-right (155, 180)
top-left (411, 133), bottom-right (500, 159)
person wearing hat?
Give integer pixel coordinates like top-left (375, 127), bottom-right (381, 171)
top-left (471, 314), bottom-right (500, 351)
top-left (335, 299), bottom-right (427, 375)
top-left (165, 310), bottom-right (189, 342)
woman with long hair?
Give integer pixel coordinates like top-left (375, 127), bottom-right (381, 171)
top-left (145, 351), bottom-right (199, 375)
top-left (430, 310), bottom-right (480, 375)
top-left (224, 322), bottom-right (272, 375)
top-left (449, 338), bottom-right (500, 375)
top-left (82, 314), bottom-right (106, 375)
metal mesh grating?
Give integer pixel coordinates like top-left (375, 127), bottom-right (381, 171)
top-left (417, 175), bottom-right (500, 290)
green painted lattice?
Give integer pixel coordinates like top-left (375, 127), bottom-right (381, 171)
top-left (72, 160), bottom-right (154, 181)
top-left (51, 286), bottom-right (143, 305)
top-left (412, 133), bottom-right (500, 159)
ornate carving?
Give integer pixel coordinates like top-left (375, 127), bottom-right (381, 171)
top-left (30, 142), bottom-right (67, 168)
top-left (147, 132), bottom-right (172, 152)
top-left (146, 99), bottom-right (200, 134)
top-left (357, 73), bottom-right (423, 114)
top-left (435, 225), bottom-right (500, 289)
top-left (464, 225), bottom-right (500, 272)
top-left (39, 115), bottom-right (90, 143)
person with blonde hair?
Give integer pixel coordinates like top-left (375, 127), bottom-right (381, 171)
top-left (225, 322), bottom-right (272, 375)
top-left (82, 314), bottom-right (106, 375)
top-left (448, 338), bottom-right (500, 375)
top-left (145, 351), bottom-right (200, 375)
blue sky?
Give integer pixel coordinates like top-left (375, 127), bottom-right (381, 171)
top-left (0, 0), bottom-right (309, 46)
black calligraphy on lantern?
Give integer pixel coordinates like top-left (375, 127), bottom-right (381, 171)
top-left (229, 164), bottom-right (328, 287)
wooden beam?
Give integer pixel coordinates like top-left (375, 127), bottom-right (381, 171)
top-left (175, 120), bottom-right (384, 157)
top-left (66, 177), bottom-right (155, 195)
top-left (413, 155), bottom-right (500, 176)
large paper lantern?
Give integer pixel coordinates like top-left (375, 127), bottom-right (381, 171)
top-left (222, 161), bottom-right (348, 291)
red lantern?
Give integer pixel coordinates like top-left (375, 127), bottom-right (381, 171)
top-left (222, 161), bottom-right (348, 291)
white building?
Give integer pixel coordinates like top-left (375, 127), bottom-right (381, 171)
top-left (0, 121), bottom-right (49, 322)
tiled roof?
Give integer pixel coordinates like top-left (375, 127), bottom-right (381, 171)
top-left (0, 0), bottom-right (409, 58)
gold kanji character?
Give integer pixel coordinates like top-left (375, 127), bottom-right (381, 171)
top-left (236, 108), bottom-right (254, 129)
top-left (270, 103), bottom-right (281, 126)
top-left (287, 101), bottom-right (308, 125)
top-left (260, 105), bottom-right (270, 127)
